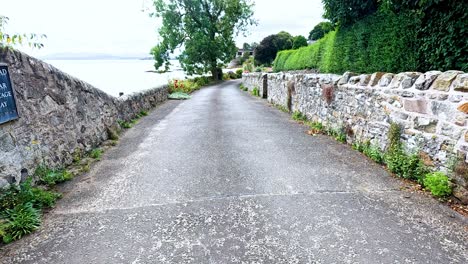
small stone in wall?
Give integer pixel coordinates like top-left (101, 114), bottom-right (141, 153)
top-left (389, 73), bottom-right (405, 89)
top-left (414, 71), bottom-right (441, 90)
top-left (452, 73), bottom-right (468, 92)
top-left (457, 103), bottom-right (468, 114)
top-left (438, 94), bottom-right (449, 101)
top-left (0, 133), bottom-right (16, 152)
top-left (401, 91), bottom-right (415, 98)
top-left (449, 95), bottom-right (463, 103)
top-left (379, 73), bottom-right (394, 87)
top-left (338, 72), bottom-right (357, 85)
top-left (453, 186), bottom-right (468, 205)
top-left (359, 74), bottom-right (371, 86)
top-left (431, 70), bottom-right (463, 92)
top-left (403, 98), bottom-right (429, 114)
top-left (455, 115), bottom-right (466, 127)
top-left (400, 72), bottom-right (422, 89)
top-left (441, 122), bottom-right (464, 138)
top-left (420, 152), bottom-right (435, 166)
top-left (403, 99), bottom-right (428, 114)
top-left (368, 72), bottom-right (386, 86)
top-left (348, 76), bottom-right (361, 85)
top-left (415, 117), bottom-right (438, 133)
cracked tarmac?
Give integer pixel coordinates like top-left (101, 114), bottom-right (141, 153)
top-left (0, 80), bottom-right (467, 263)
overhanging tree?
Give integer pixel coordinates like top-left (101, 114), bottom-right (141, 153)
top-left (150, 0), bottom-right (256, 80)
top-left (254, 31), bottom-right (293, 66)
top-left (292, 35), bottom-right (308, 49)
top-left (0, 16), bottom-right (46, 49)
top-left (322, 0), bottom-right (378, 26)
top-left (308, 21), bottom-right (333, 41)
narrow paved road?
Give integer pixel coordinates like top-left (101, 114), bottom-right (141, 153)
top-left (1, 81), bottom-right (467, 263)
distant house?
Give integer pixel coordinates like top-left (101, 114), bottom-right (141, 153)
top-left (237, 49), bottom-right (254, 57)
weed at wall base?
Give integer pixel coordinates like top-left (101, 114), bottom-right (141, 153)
top-left (0, 179), bottom-right (61, 244)
top-left (35, 166), bottom-right (73, 187)
top-left (90, 148), bottom-right (103, 161)
top-left (251, 87), bottom-right (260, 97)
top-left (423, 172), bottom-right (452, 198)
top-left (292, 111), bottom-right (307, 122)
top-left (275, 104), bottom-right (289, 113)
top-left (0, 203), bottom-right (41, 244)
top-left (118, 120), bottom-right (132, 129)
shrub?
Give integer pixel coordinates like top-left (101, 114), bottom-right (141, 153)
top-left (90, 148), bottom-right (103, 160)
top-left (251, 87), bottom-right (260, 97)
top-left (30, 188), bottom-right (61, 209)
top-left (292, 111), bottom-right (307, 121)
top-left (243, 57), bottom-right (254, 72)
top-left (326, 127), bottom-right (346, 143)
top-left (274, 7), bottom-right (463, 73)
top-left (335, 131), bottom-right (347, 143)
top-left (274, 31), bottom-right (337, 72)
top-left (0, 203), bottom-right (41, 243)
top-left (235, 69), bottom-right (243, 78)
top-left (227, 71), bottom-right (237, 79)
top-left (0, 220), bottom-right (8, 240)
top-left (193, 76), bottom-right (211, 87)
top-left (168, 79), bottom-right (202, 94)
top-left (0, 179), bottom-right (59, 212)
top-left (36, 166), bottom-right (73, 186)
top-left (384, 123), bottom-right (428, 181)
top-left (362, 143), bottom-right (385, 164)
top-left (401, 153), bottom-right (429, 182)
top-left (118, 120), bottom-right (132, 129)
top-left (308, 121), bottom-right (324, 133)
top-left (423, 172), bottom-right (452, 198)
top-left (387, 123), bottom-right (402, 150)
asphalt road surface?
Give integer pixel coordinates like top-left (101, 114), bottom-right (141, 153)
top-left (1, 80), bottom-right (467, 263)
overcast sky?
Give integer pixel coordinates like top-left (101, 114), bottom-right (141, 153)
top-left (1, 0), bottom-right (324, 57)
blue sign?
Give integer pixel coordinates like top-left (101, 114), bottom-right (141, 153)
top-left (0, 64), bottom-right (19, 124)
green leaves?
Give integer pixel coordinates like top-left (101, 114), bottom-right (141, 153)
top-left (292, 36), bottom-right (308, 50)
top-left (0, 178), bottom-right (60, 244)
top-left (150, 0), bottom-right (256, 79)
top-left (322, 0), bottom-right (378, 26)
top-left (277, 1), bottom-right (465, 73)
top-left (308, 21), bottom-right (334, 41)
top-left (254, 32), bottom-right (294, 66)
top-left (1, 203), bottom-right (41, 243)
top-left (0, 16), bottom-right (46, 49)
top-left (423, 172), bottom-right (452, 198)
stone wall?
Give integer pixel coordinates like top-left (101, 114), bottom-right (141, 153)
top-left (242, 70), bottom-right (468, 202)
top-left (0, 49), bottom-right (167, 188)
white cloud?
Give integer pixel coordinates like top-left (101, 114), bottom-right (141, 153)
top-left (1, 0), bottom-right (324, 57)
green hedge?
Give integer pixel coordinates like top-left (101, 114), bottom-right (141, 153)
top-left (274, 5), bottom-right (467, 73)
top-left (274, 31), bottom-right (337, 72)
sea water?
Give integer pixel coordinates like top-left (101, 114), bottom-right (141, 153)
top-left (45, 59), bottom-right (187, 97)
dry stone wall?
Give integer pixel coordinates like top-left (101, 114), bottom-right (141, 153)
top-left (242, 70), bottom-right (468, 202)
top-left (0, 49), bottom-right (167, 188)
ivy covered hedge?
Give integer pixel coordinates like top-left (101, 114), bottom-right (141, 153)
top-left (274, 1), bottom-right (467, 73)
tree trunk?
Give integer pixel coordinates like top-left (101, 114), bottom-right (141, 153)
top-left (211, 67), bottom-right (223, 81)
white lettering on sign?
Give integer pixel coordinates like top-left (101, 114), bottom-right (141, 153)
top-left (0, 91), bottom-right (12, 99)
top-left (0, 69), bottom-right (7, 76)
top-left (0, 101), bottom-right (7, 108)
top-left (0, 82), bottom-right (7, 91)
